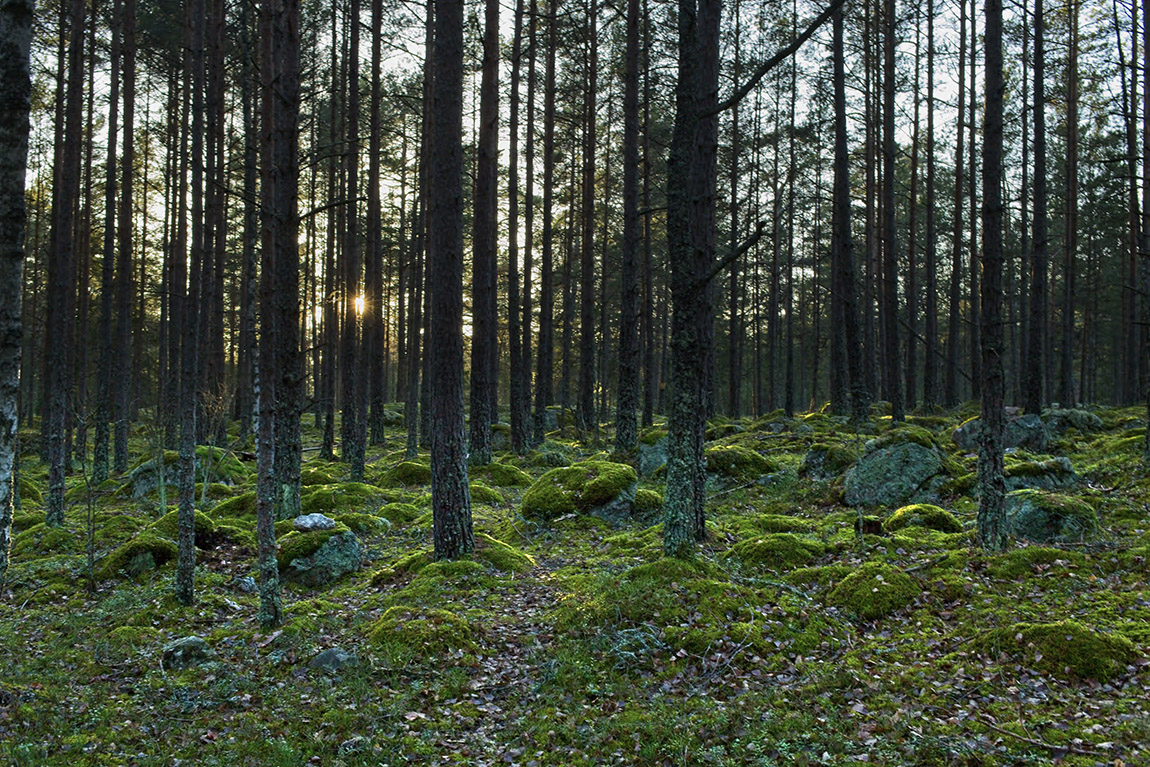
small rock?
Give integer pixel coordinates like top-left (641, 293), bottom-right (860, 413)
top-left (293, 513), bottom-right (337, 532)
top-left (162, 636), bottom-right (213, 670)
top-left (339, 736), bottom-right (369, 755)
top-left (309, 647), bottom-right (359, 674)
top-left (233, 576), bottom-right (258, 593)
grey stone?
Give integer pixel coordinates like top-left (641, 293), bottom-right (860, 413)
top-left (293, 513), bottom-right (337, 532)
top-left (589, 481), bottom-right (639, 528)
top-left (309, 647), bottom-right (359, 674)
top-left (953, 414), bottom-right (1051, 453)
top-left (282, 530), bottom-right (362, 587)
top-left (1005, 490), bottom-right (1099, 542)
top-left (843, 442), bottom-right (943, 507)
top-left (233, 576), bottom-right (258, 593)
top-left (638, 437), bottom-right (668, 477)
top-left (1042, 408), bottom-right (1103, 436)
top-left (162, 636), bottom-right (213, 670)
top-left (1005, 456), bottom-right (1077, 491)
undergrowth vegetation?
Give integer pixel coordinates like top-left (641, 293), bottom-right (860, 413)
top-left (2, 405), bottom-right (1149, 765)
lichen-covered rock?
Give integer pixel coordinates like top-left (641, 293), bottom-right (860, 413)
top-left (278, 524), bottom-right (362, 586)
top-left (724, 533), bottom-right (825, 570)
top-left (883, 503), bottom-right (963, 534)
top-left (633, 488), bottom-right (663, 519)
top-left (125, 447), bottom-right (250, 499)
top-left (293, 513), bottom-right (337, 532)
top-left (799, 443), bottom-right (857, 481)
top-left (1005, 489), bottom-right (1099, 543)
top-left (162, 636), bottom-right (213, 670)
top-left (704, 445), bottom-right (777, 483)
top-left (309, 647), bottom-right (359, 674)
top-left (98, 533), bottom-right (179, 579)
top-left (521, 460), bottom-right (638, 524)
top-left (490, 422), bottom-right (511, 451)
top-left (826, 562), bottom-right (919, 620)
top-left (975, 621), bottom-right (1134, 680)
top-left (1042, 408), bottom-right (1104, 436)
top-left (953, 414), bottom-right (1050, 453)
top-left (1003, 454), bottom-right (1076, 491)
top-left (300, 483), bottom-right (391, 514)
top-left (638, 435), bottom-right (669, 477)
top-left (843, 442), bottom-right (944, 507)
top-left (148, 510), bottom-right (225, 547)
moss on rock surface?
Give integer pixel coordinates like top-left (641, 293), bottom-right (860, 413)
top-left (704, 445), bottom-right (776, 482)
top-left (883, 504), bottom-right (963, 534)
top-left (724, 533), bottom-right (824, 570)
top-left (148, 510), bottom-right (220, 545)
top-left (277, 523), bottom-right (362, 586)
top-left (521, 461), bottom-right (637, 521)
top-left (799, 443), bottom-right (857, 481)
top-left (383, 462), bottom-right (433, 487)
top-left (527, 440), bottom-right (580, 468)
top-left (469, 482), bottom-right (504, 505)
top-left (1005, 489), bottom-right (1099, 543)
top-left (98, 533), bottom-right (179, 579)
top-left (474, 533), bottom-right (535, 573)
top-left (367, 606), bottom-right (476, 655)
top-left (377, 502), bottom-right (421, 527)
top-left (475, 462), bottom-right (534, 488)
top-left (210, 491), bottom-right (256, 520)
top-left (826, 562), bottom-right (919, 620)
top-left (740, 514), bottom-right (815, 535)
top-left (975, 621), bottom-right (1134, 680)
top-left (333, 511), bottom-right (390, 535)
top-left (843, 442), bottom-right (944, 507)
top-left (300, 483), bottom-right (390, 515)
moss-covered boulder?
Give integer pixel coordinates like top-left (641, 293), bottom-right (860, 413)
top-left (739, 514), bottom-right (815, 535)
top-left (724, 533), bottom-right (825, 570)
top-left (1005, 489), bottom-right (1099, 543)
top-left (521, 460), bottom-right (638, 525)
top-left (367, 606), bottom-right (476, 656)
top-left (704, 445), bottom-right (776, 483)
top-left (799, 443), bottom-right (857, 481)
top-left (474, 532), bottom-right (535, 573)
top-left (474, 462), bottom-right (534, 488)
top-left (300, 464), bottom-right (347, 486)
top-left (634, 488), bottom-right (663, 520)
top-left (843, 437), bottom-right (945, 507)
top-left (333, 512), bottom-right (391, 535)
top-left (382, 462), bottom-right (432, 487)
top-left (98, 533), bottom-right (179, 579)
top-left (1003, 454), bottom-right (1077, 491)
top-left (148, 509), bottom-right (223, 546)
top-left (1042, 408), bottom-right (1104, 436)
top-left (10, 523), bottom-right (80, 557)
top-left (490, 422), bottom-right (511, 451)
top-left (883, 504), bottom-right (963, 534)
top-left (974, 621), bottom-right (1134, 680)
top-left (638, 434), bottom-right (669, 477)
top-left (826, 562), bottom-right (919, 620)
top-left (210, 491), bottom-right (256, 520)
top-left (469, 482), bottom-right (504, 505)
top-left (377, 502), bottom-right (421, 527)
top-left (277, 523), bottom-right (362, 586)
top-left (300, 482), bottom-right (391, 515)
top-left (527, 440), bottom-right (579, 468)
top-left (124, 446), bottom-right (250, 499)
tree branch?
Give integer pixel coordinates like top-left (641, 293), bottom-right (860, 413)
top-left (705, 0), bottom-right (850, 118)
top-left (697, 220), bottom-right (767, 287)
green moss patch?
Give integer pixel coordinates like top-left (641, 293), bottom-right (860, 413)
top-left (826, 562), bottom-right (920, 620)
top-left (382, 462), bottom-right (433, 487)
top-left (704, 445), bottom-right (776, 482)
top-left (883, 504), bottom-right (963, 534)
top-left (987, 546), bottom-right (1086, 579)
top-left (1005, 489), bottom-right (1099, 543)
top-left (367, 606), bottom-right (476, 656)
top-left (333, 511), bottom-right (390, 535)
top-left (799, 443), bottom-right (857, 480)
top-left (724, 533), bottom-right (825, 570)
top-left (469, 482), bottom-right (504, 505)
top-left (210, 491), bottom-right (256, 520)
top-left (10, 523), bottom-right (81, 558)
top-left (148, 510), bottom-right (223, 546)
top-left (300, 483), bottom-right (390, 515)
top-left (522, 461), bottom-right (637, 520)
top-left (474, 462), bottom-right (534, 487)
top-left (377, 502), bottom-right (421, 527)
top-left (739, 513), bottom-right (815, 535)
top-left (276, 523), bottom-right (351, 569)
top-left (975, 620), bottom-right (1135, 680)
top-left (474, 533), bottom-right (535, 574)
top-left (98, 533), bottom-right (179, 579)
top-left (299, 464), bottom-right (347, 486)
top-left (634, 489), bottom-right (663, 515)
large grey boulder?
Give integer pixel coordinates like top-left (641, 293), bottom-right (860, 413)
top-left (280, 527), bottom-right (362, 587)
top-left (1005, 489), bottom-right (1098, 542)
top-left (1042, 408), bottom-right (1103, 436)
top-left (1004, 455), bottom-right (1077, 491)
top-left (844, 442), bottom-right (944, 507)
top-left (293, 513), bottom-right (337, 532)
top-left (953, 414), bottom-right (1050, 453)
top-left (638, 436), bottom-right (668, 477)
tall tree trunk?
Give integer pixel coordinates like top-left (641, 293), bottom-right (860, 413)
top-left (578, 0), bottom-right (597, 433)
top-left (342, 0), bottom-right (364, 479)
top-left (1024, 0), bottom-right (1046, 414)
top-left (114, 0), bottom-right (137, 474)
top-left (522, 0), bottom-right (538, 446)
top-left (905, 1), bottom-right (921, 409)
top-left (615, 0), bottom-right (641, 453)
top-left (641, 0), bottom-right (654, 427)
top-left (967, 0), bottom-right (980, 400)
top-left (881, 0), bottom-right (903, 420)
top-left (923, 0), bottom-right (938, 407)
top-left (366, 0), bottom-right (387, 446)
top-left (946, 0), bottom-right (967, 406)
top-left (237, 2), bottom-right (258, 441)
top-left (978, 0), bottom-right (1006, 550)
top-left (428, 0), bottom-right (474, 560)
top-left (508, 0), bottom-right (527, 453)
top-left (93, 0), bottom-right (122, 483)
top-left (0, 0), bottom-right (33, 590)
top-left (1060, 0), bottom-right (1078, 405)
top-left (469, 0), bottom-right (499, 465)
top-left (177, 0), bottom-right (207, 605)
top-left (533, 0), bottom-right (557, 444)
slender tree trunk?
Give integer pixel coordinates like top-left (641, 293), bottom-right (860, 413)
top-left (967, 0), bottom-right (980, 400)
top-left (978, 0), bottom-right (1006, 550)
top-left (923, 0), bottom-right (938, 408)
top-left (1060, 0), bottom-right (1078, 405)
top-left (946, 0), bottom-right (967, 406)
top-left (366, 0), bottom-right (387, 446)
top-left (1024, 0), bottom-right (1046, 414)
top-left (533, 0), bottom-right (557, 444)
top-left (905, 2), bottom-right (921, 409)
top-left (578, 0), bottom-right (596, 433)
top-left (882, 0), bottom-right (903, 421)
top-left (469, 0), bottom-right (499, 465)
top-left (342, 0), bottom-right (364, 479)
top-left (428, 0), bottom-right (474, 560)
top-left (114, 0), bottom-right (137, 473)
top-left (237, 2), bottom-right (258, 441)
top-left (508, 0), bottom-right (527, 453)
top-left (522, 0), bottom-right (538, 446)
top-left (615, 0), bottom-right (641, 453)
top-left (0, 0), bottom-right (33, 590)
top-left (641, 0), bottom-right (654, 427)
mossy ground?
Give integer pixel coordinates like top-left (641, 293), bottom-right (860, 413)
top-left (4, 408), bottom-right (1150, 765)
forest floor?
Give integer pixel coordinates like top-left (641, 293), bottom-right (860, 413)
top-left (2, 403), bottom-right (1149, 766)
